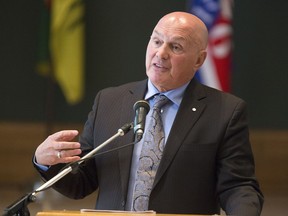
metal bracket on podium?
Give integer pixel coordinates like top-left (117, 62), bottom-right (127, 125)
top-left (3, 193), bottom-right (36, 216)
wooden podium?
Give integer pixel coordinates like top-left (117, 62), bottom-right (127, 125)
top-left (36, 211), bottom-right (212, 216)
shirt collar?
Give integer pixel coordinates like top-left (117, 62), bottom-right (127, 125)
top-left (145, 79), bottom-right (189, 107)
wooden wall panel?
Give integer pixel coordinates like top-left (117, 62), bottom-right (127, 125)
top-left (0, 122), bottom-right (287, 196)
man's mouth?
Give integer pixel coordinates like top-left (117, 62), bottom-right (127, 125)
top-left (153, 63), bottom-right (168, 69)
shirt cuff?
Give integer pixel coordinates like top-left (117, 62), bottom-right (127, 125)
top-left (33, 155), bottom-right (50, 172)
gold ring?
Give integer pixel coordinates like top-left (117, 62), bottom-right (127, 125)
top-left (57, 151), bottom-right (61, 159)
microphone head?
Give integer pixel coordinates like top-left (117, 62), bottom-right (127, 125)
top-left (133, 100), bottom-right (150, 112)
top-left (133, 100), bottom-right (150, 142)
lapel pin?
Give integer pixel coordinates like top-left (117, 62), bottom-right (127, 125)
top-left (192, 108), bottom-right (196, 112)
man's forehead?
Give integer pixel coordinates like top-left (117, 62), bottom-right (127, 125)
top-left (151, 29), bottom-right (188, 42)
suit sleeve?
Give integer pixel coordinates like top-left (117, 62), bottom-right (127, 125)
top-left (217, 100), bottom-right (264, 216)
top-left (32, 93), bottom-right (101, 199)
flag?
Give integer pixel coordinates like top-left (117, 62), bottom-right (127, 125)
top-left (187, 0), bottom-right (233, 92)
top-left (36, 0), bottom-right (85, 105)
top-left (50, 0), bottom-right (85, 104)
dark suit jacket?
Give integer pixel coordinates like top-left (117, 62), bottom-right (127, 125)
top-left (36, 78), bottom-right (263, 215)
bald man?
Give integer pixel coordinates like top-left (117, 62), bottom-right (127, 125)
top-left (34, 12), bottom-right (263, 215)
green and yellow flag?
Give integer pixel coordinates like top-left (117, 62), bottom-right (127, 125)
top-left (37, 0), bottom-right (85, 105)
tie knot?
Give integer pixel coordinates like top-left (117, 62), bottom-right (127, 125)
top-left (153, 94), bottom-right (169, 109)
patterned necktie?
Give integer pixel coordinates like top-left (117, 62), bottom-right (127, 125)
top-left (132, 94), bottom-right (169, 211)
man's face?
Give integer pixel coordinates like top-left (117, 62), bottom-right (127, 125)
top-left (145, 16), bottom-right (206, 92)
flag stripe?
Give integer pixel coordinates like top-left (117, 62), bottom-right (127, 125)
top-left (188, 0), bottom-right (233, 92)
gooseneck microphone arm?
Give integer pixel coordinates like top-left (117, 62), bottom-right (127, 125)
top-left (34, 122), bottom-right (133, 193)
top-left (3, 122), bottom-right (133, 216)
top-left (4, 99), bottom-right (151, 216)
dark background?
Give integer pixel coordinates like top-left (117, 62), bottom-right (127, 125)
top-left (0, 0), bottom-right (287, 128)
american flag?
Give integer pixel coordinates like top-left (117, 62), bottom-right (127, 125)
top-left (188, 0), bottom-right (233, 92)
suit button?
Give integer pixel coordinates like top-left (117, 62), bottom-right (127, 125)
top-left (121, 200), bottom-right (125, 207)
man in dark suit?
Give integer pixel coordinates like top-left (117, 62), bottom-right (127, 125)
top-left (34, 12), bottom-right (264, 215)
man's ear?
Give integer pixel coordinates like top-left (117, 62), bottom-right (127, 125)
top-left (195, 50), bottom-right (207, 70)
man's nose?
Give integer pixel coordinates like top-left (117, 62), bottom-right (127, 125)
top-left (156, 44), bottom-right (169, 60)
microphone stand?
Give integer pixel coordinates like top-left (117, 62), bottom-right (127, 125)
top-left (3, 123), bottom-right (133, 216)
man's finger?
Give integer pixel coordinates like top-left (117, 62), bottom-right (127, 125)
top-left (50, 130), bottom-right (79, 141)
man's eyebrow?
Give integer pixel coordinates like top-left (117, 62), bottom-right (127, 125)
top-left (151, 30), bottom-right (161, 37)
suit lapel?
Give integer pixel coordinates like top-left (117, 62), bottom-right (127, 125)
top-left (118, 80), bottom-right (148, 198)
top-left (153, 79), bottom-right (207, 188)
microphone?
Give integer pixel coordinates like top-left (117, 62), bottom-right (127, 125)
top-left (133, 100), bottom-right (150, 142)
top-left (4, 121), bottom-right (134, 216)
